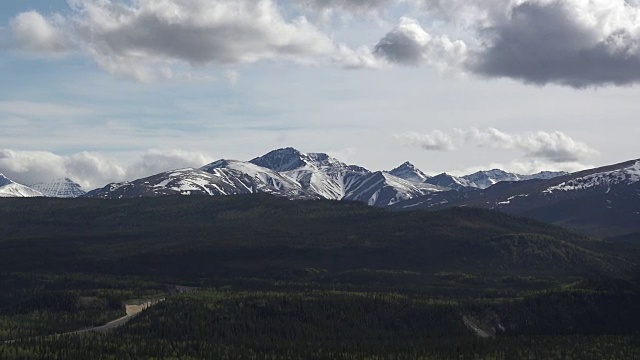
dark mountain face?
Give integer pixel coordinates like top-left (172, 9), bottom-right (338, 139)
top-left (249, 147), bottom-right (308, 172)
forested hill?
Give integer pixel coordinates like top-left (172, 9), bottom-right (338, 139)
top-left (0, 195), bottom-right (632, 279)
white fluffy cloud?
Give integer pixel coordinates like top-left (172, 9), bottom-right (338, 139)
top-left (373, 17), bottom-right (468, 71)
top-left (395, 127), bottom-right (597, 163)
top-left (10, 11), bottom-right (71, 54)
top-left (0, 149), bottom-right (212, 190)
top-left (8, 0), bottom-right (640, 86)
top-left (393, 130), bottom-right (455, 151)
top-left (10, 0), bottom-right (365, 81)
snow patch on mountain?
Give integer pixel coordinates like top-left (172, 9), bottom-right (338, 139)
top-left (544, 161), bottom-right (640, 193)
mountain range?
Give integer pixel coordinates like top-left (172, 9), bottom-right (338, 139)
top-left (392, 159), bottom-right (640, 240)
top-left (1, 147), bottom-right (638, 239)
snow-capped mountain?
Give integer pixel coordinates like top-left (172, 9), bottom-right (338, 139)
top-left (392, 159), bottom-right (640, 239)
top-left (461, 169), bottom-right (520, 189)
top-left (86, 160), bottom-right (318, 200)
top-left (543, 161), bottom-right (639, 193)
top-left (388, 162), bottom-right (430, 183)
top-left (0, 174), bottom-right (43, 198)
top-left (521, 171), bottom-right (569, 181)
top-left (85, 168), bottom-right (247, 198)
top-left (425, 173), bottom-right (476, 191)
top-left (344, 171), bottom-right (446, 207)
top-left (250, 148), bottom-right (370, 200)
top-left (84, 148), bottom-right (449, 205)
top-left (200, 159), bottom-right (316, 200)
top-left (28, 178), bottom-right (86, 198)
top-left (460, 169), bottom-right (567, 189)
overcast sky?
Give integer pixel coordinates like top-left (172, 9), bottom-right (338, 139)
top-left (1, 0), bottom-right (639, 189)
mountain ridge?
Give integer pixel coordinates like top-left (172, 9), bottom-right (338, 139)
top-left (0, 174), bottom-right (44, 198)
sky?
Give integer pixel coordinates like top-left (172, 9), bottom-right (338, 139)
top-left (0, 0), bottom-right (639, 190)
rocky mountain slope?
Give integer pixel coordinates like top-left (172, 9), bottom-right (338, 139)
top-left (28, 178), bottom-right (86, 198)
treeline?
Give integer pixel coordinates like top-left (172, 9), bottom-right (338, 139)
top-left (1, 285), bottom-right (639, 359)
top-left (2, 334), bottom-right (639, 359)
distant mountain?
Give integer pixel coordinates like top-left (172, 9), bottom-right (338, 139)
top-left (425, 173), bottom-right (476, 191)
top-left (85, 168), bottom-right (246, 198)
top-left (521, 171), bottom-right (570, 181)
top-left (422, 170), bottom-right (566, 191)
top-left (393, 159), bottom-right (640, 240)
top-left (29, 178), bottom-right (86, 198)
top-left (0, 174), bottom-right (43, 198)
top-left (388, 162), bottom-right (430, 183)
top-left (460, 169), bottom-right (567, 189)
top-left (86, 162), bottom-right (317, 200)
top-left (461, 169), bottom-right (521, 189)
top-left (250, 148), bottom-right (370, 200)
top-left (343, 171), bottom-right (446, 207)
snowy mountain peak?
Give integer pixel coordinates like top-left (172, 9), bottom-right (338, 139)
top-left (0, 174), bottom-right (43, 198)
top-left (200, 159), bottom-right (235, 171)
top-left (521, 171), bottom-right (569, 180)
top-left (462, 169), bottom-right (522, 189)
top-left (249, 148), bottom-right (307, 172)
top-left (425, 173), bottom-right (475, 190)
top-left (388, 162), bottom-right (430, 183)
top-left (28, 178), bottom-right (86, 198)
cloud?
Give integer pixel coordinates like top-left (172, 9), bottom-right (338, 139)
top-left (10, 11), bottom-right (71, 54)
top-left (395, 127), bottom-right (597, 162)
top-left (6, 0), bottom-right (362, 81)
top-left (224, 69), bottom-right (240, 85)
top-left (416, 0), bottom-right (640, 87)
top-left (373, 17), bottom-right (468, 71)
top-left (127, 149), bottom-right (212, 180)
top-left (9, 0), bottom-right (640, 87)
top-left (0, 149), bottom-right (212, 190)
top-left (394, 130), bottom-right (455, 151)
top-left (460, 128), bottom-right (598, 162)
top-left (295, 0), bottom-right (396, 13)
top-left (455, 159), bottom-right (591, 177)
top-left (468, 0), bottom-right (640, 87)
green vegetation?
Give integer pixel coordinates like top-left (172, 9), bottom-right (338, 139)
top-left (0, 195), bottom-right (637, 358)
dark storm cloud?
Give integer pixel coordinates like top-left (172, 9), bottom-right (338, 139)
top-left (469, 1), bottom-right (640, 87)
